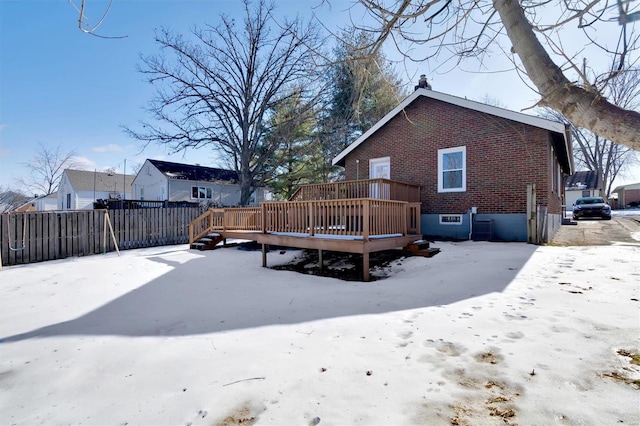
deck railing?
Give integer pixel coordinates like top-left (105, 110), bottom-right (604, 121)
top-left (188, 207), bottom-right (261, 244)
top-left (289, 178), bottom-right (420, 203)
top-left (189, 199), bottom-right (421, 244)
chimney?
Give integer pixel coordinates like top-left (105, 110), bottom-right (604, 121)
top-left (414, 74), bottom-right (432, 91)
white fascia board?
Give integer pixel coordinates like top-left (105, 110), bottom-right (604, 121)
top-left (332, 89), bottom-right (567, 166)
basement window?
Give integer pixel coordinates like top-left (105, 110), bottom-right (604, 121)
top-left (439, 214), bottom-right (463, 225)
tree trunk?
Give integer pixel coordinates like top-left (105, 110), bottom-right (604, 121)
top-left (493, 0), bottom-right (640, 152)
top-left (239, 177), bottom-right (253, 206)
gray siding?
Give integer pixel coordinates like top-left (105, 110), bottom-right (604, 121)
top-left (422, 213), bottom-right (528, 242)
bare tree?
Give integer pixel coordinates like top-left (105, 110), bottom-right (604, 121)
top-left (15, 143), bottom-right (78, 197)
top-left (0, 187), bottom-right (29, 213)
top-left (545, 68), bottom-right (640, 195)
top-left (67, 0), bottom-right (126, 39)
top-left (125, 0), bottom-right (323, 205)
top-left (342, 0), bottom-right (640, 151)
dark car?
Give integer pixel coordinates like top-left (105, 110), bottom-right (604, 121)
top-left (572, 197), bottom-right (612, 220)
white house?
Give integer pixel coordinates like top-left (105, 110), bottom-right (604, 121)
top-left (564, 170), bottom-right (603, 208)
top-left (58, 169), bottom-right (135, 210)
top-left (35, 192), bottom-right (59, 211)
top-left (132, 159), bottom-right (270, 206)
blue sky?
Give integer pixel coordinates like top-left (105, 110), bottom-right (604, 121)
top-left (1, 0), bottom-right (638, 194)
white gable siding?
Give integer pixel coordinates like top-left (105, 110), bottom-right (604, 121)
top-left (57, 174), bottom-right (72, 210)
top-left (132, 161), bottom-right (168, 200)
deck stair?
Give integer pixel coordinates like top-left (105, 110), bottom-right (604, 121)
top-left (190, 233), bottom-right (225, 251)
top-left (404, 239), bottom-right (440, 258)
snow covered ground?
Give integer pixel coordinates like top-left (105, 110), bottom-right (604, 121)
top-left (1, 238), bottom-right (639, 425)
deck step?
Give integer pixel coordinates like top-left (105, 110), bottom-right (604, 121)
top-left (190, 233), bottom-right (225, 251)
top-left (404, 240), bottom-right (440, 258)
top-left (412, 247), bottom-right (441, 258)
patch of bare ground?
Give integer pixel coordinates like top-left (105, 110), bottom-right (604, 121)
top-left (474, 349), bottom-right (504, 365)
top-left (446, 371), bottom-right (522, 425)
top-left (216, 403), bottom-right (265, 426)
top-left (271, 249), bottom-right (407, 281)
top-left (600, 349), bottom-right (640, 389)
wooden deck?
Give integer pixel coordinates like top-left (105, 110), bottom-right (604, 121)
top-left (289, 178), bottom-right (420, 202)
top-left (188, 179), bottom-right (423, 281)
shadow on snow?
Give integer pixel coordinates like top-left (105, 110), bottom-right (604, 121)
top-left (1, 242), bottom-right (539, 342)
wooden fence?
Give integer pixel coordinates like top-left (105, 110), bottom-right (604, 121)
top-left (0, 207), bottom-right (205, 267)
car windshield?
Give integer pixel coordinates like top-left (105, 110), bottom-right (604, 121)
top-left (576, 197), bottom-right (605, 205)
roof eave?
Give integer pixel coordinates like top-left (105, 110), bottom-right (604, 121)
top-left (332, 88), bottom-right (571, 167)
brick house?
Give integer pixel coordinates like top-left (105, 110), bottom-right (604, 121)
top-left (611, 182), bottom-right (640, 209)
top-left (332, 88), bottom-right (573, 242)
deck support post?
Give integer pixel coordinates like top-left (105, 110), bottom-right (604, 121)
top-left (262, 244), bottom-right (267, 267)
top-left (363, 252), bottom-right (370, 281)
top-left (318, 249), bottom-right (323, 270)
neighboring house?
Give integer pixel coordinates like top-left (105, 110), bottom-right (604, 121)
top-left (611, 182), bottom-right (640, 209)
top-left (132, 159), bottom-right (270, 206)
top-left (13, 198), bottom-right (36, 212)
top-left (58, 169), bottom-right (135, 210)
top-left (564, 171), bottom-right (603, 208)
top-left (34, 192), bottom-right (59, 211)
top-left (332, 88), bottom-right (573, 242)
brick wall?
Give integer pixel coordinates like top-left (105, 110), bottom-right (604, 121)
top-left (623, 188), bottom-right (640, 207)
top-left (343, 96), bottom-right (564, 215)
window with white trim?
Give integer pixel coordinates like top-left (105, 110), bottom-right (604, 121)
top-left (438, 146), bottom-right (466, 192)
top-left (439, 214), bottom-right (463, 225)
top-left (191, 186), bottom-right (213, 199)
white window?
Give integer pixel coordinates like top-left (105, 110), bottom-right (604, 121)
top-left (192, 186), bottom-right (212, 199)
top-left (439, 214), bottom-right (463, 225)
top-left (438, 146), bottom-right (466, 192)
top-left (369, 157), bottom-right (390, 179)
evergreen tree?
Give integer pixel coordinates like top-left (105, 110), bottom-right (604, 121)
top-left (318, 29), bottom-right (407, 180)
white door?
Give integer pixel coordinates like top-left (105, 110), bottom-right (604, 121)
top-left (369, 157), bottom-right (390, 199)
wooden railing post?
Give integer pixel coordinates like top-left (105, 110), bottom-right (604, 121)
top-left (363, 199), bottom-right (370, 240)
top-left (308, 202), bottom-right (315, 236)
top-left (402, 204), bottom-right (407, 235)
